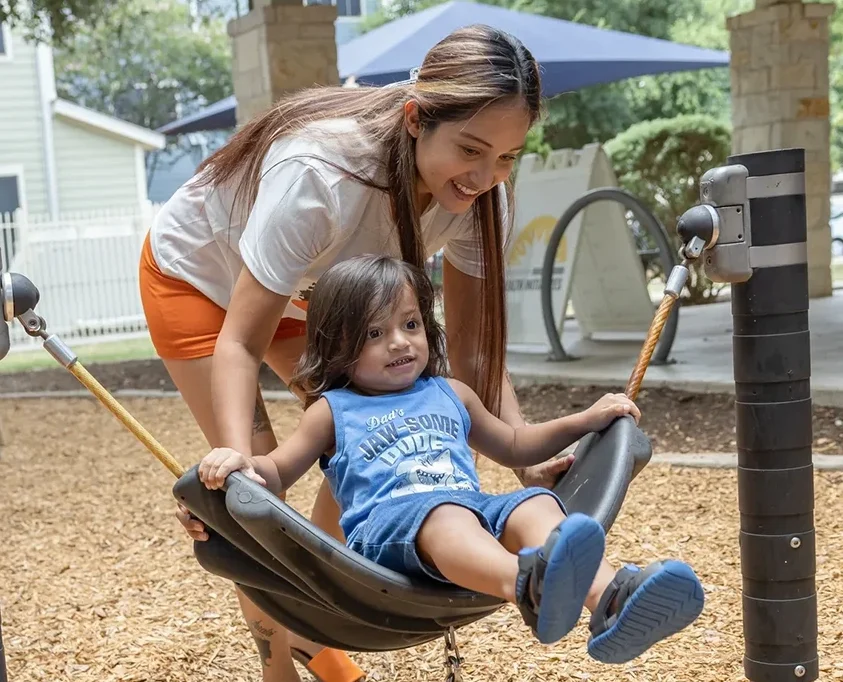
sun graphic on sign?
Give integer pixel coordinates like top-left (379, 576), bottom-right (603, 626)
top-left (506, 215), bottom-right (567, 266)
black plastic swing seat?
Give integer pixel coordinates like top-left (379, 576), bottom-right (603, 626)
top-left (172, 415), bottom-right (652, 653)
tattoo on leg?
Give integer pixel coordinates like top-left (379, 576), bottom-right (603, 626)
top-left (253, 393), bottom-right (273, 436)
top-left (249, 619), bottom-right (276, 668)
top-left (255, 639), bottom-right (272, 668)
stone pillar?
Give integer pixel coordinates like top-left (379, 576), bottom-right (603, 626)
top-left (727, 0), bottom-right (834, 298)
top-left (228, 0), bottom-right (339, 125)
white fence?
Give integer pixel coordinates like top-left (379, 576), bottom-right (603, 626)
top-left (0, 203), bottom-right (450, 352)
top-left (0, 204), bottom-right (162, 348)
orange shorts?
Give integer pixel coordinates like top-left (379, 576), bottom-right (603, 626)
top-left (139, 232), bottom-right (307, 360)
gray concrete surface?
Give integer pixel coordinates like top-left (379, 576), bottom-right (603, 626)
top-left (507, 289), bottom-right (843, 407)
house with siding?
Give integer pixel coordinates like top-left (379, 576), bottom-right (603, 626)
top-left (0, 22), bottom-right (165, 218)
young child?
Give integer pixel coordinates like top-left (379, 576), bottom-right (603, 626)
top-left (198, 255), bottom-right (704, 663)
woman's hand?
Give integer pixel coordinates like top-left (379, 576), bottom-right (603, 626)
top-left (516, 452), bottom-right (576, 489)
top-left (198, 447), bottom-right (267, 490)
top-left (513, 394), bottom-right (639, 489)
top-left (175, 504), bottom-right (209, 542)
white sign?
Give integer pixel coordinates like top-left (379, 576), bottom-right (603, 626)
top-left (505, 143), bottom-right (655, 354)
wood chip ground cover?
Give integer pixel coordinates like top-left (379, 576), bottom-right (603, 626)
top-left (1, 398), bottom-right (840, 681)
top-left (6, 360), bottom-right (843, 455)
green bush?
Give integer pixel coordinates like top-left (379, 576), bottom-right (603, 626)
top-left (521, 123), bottom-right (553, 160)
top-left (605, 114), bottom-right (732, 304)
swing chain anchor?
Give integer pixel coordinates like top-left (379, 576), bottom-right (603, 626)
top-left (16, 308), bottom-right (46, 336)
top-left (624, 231), bottom-right (710, 402)
top-left (15, 308), bottom-right (80, 369)
top-left (443, 626), bottom-right (464, 682)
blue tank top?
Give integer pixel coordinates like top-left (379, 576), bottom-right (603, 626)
top-left (320, 375), bottom-right (481, 544)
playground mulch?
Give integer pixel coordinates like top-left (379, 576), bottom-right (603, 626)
top-left (2, 357), bottom-right (843, 455)
top-left (0, 396), bottom-right (841, 682)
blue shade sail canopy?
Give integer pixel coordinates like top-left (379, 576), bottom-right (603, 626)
top-left (158, 1), bottom-right (729, 134)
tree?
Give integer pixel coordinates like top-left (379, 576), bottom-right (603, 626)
top-left (52, 0), bottom-right (233, 187)
top-left (362, 0), bottom-right (693, 41)
top-left (623, 0), bottom-right (750, 124)
top-left (359, 0), bottom-right (446, 32)
top-left (529, 0), bottom-right (746, 152)
top-left (0, 0), bottom-right (120, 46)
top-left (483, 0), bottom-right (690, 38)
top-left (0, 0), bottom-right (245, 44)
top-left (54, 0), bottom-right (231, 131)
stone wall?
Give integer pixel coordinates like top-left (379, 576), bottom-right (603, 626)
top-left (728, 0), bottom-right (834, 297)
top-left (229, 0), bottom-right (339, 125)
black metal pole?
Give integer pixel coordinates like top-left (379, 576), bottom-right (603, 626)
top-left (727, 148), bottom-right (817, 682)
top-left (0, 606), bottom-right (8, 682)
top-left (676, 147), bottom-right (818, 681)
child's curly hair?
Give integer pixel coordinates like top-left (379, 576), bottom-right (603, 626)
top-left (290, 255), bottom-right (448, 407)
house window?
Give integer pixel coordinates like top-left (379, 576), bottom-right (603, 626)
top-left (336, 0), bottom-right (362, 17)
top-left (304, 0), bottom-right (362, 17)
top-left (0, 24), bottom-right (5, 55)
top-left (0, 175), bottom-right (21, 270)
top-left (0, 176), bottom-right (20, 216)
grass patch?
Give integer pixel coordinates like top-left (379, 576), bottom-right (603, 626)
top-left (0, 335), bottom-right (157, 373)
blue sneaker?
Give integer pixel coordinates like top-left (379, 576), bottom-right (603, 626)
top-left (514, 513), bottom-right (605, 644)
top-left (587, 560), bottom-right (705, 663)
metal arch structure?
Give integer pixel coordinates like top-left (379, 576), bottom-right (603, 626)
top-left (540, 188), bottom-right (680, 363)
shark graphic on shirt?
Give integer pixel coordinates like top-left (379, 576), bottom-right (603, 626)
top-left (390, 448), bottom-right (475, 498)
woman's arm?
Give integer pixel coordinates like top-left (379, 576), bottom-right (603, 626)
top-left (212, 266), bottom-right (290, 456)
top-left (215, 163), bottom-right (339, 456)
top-left (498, 370), bottom-right (535, 483)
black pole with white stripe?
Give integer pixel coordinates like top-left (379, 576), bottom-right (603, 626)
top-left (0, 608), bottom-right (6, 682)
top-left (678, 147), bottom-right (817, 682)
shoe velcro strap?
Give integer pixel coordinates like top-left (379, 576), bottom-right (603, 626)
top-left (515, 527), bottom-right (562, 632)
top-left (588, 562), bottom-right (664, 637)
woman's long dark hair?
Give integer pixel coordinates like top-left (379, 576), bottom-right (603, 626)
top-left (195, 24), bottom-right (542, 415)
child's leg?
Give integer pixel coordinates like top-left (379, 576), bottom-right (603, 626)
top-left (499, 496), bottom-right (618, 612)
top-left (500, 494), bottom-right (704, 660)
top-left (496, 495), bottom-right (606, 644)
top-left (415, 500), bottom-right (598, 603)
top-left (415, 503), bottom-right (531, 602)
top-left (417, 496), bottom-right (606, 646)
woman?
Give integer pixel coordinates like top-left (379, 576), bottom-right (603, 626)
top-left (139, 23), bottom-right (572, 682)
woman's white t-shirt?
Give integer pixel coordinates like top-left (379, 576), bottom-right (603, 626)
top-left (150, 118), bottom-right (508, 323)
